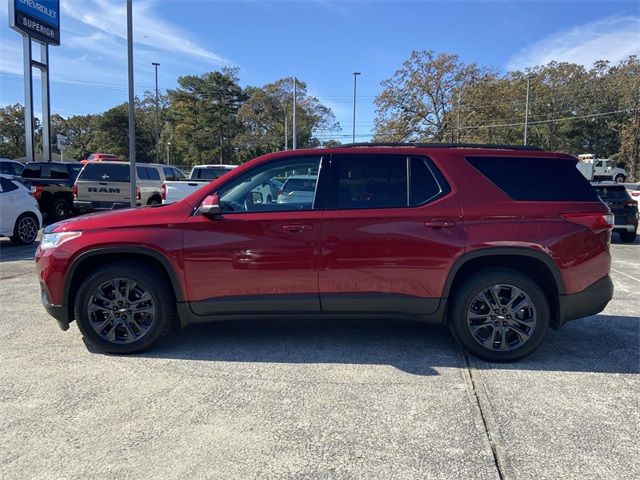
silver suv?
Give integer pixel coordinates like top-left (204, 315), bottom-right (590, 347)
top-left (74, 162), bottom-right (183, 212)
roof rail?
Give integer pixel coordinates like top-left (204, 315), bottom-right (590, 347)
top-left (338, 142), bottom-right (543, 151)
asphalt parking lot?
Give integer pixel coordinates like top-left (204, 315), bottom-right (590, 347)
top-left (0, 236), bottom-right (638, 479)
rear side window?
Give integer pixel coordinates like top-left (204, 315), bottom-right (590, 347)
top-left (80, 164), bottom-right (130, 182)
top-left (146, 167), bottom-right (160, 180)
top-left (594, 186), bottom-right (631, 200)
top-left (0, 177), bottom-right (18, 192)
top-left (332, 155), bottom-right (408, 209)
top-left (466, 156), bottom-right (599, 202)
top-left (22, 164), bottom-right (41, 178)
top-left (194, 167), bottom-right (233, 180)
top-left (50, 165), bottom-right (69, 179)
top-left (137, 166), bottom-right (149, 180)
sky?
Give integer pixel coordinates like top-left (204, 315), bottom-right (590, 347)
top-left (1, 0), bottom-right (639, 142)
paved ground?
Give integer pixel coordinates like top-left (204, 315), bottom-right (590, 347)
top-left (0, 235), bottom-right (638, 479)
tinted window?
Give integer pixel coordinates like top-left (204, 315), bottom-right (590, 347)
top-left (80, 163), bottom-right (130, 182)
top-left (332, 155), bottom-right (407, 209)
top-left (466, 156), bottom-right (600, 202)
top-left (137, 166), bottom-right (149, 180)
top-left (194, 167), bottom-right (234, 180)
top-left (163, 167), bottom-right (175, 181)
top-left (0, 177), bottom-right (18, 192)
top-left (50, 165), bottom-right (69, 179)
top-left (146, 167), bottom-right (160, 181)
top-left (22, 164), bottom-right (41, 178)
top-left (594, 186), bottom-right (631, 201)
top-left (410, 156), bottom-right (449, 205)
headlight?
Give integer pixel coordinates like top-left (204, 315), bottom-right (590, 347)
top-left (40, 231), bottom-right (82, 250)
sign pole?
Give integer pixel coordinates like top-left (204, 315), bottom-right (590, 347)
top-left (22, 35), bottom-right (34, 163)
top-left (40, 42), bottom-right (51, 162)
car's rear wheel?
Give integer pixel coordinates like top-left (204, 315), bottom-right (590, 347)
top-left (147, 196), bottom-right (161, 206)
top-left (50, 197), bottom-right (71, 221)
top-left (619, 230), bottom-right (637, 243)
top-left (10, 213), bottom-right (39, 245)
top-left (449, 268), bottom-right (549, 362)
top-left (74, 262), bottom-right (175, 353)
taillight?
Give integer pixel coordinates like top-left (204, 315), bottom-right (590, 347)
top-left (624, 200), bottom-right (638, 207)
top-left (136, 187), bottom-right (141, 200)
top-left (31, 185), bottom-right (43, 199)
top-left (161, 183), bottom-right (166, 201)
top-left (561, 212), bottom-right (614, 233)
top-left (72, 184), bottom-right (77, 200)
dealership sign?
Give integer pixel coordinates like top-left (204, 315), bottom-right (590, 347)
top-left (9, 0), bottom-right (60, 45)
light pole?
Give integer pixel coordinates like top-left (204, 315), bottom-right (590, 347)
top-left (166, 141), bottom-right (171, 164)
top-left (152, 62), bottom-right (160, 163)
top-left (524, 76), bottom-right (531, 146)
top-left (292, 77), bottom-right (297, 150)
top-left (127, 0), bottom-right (136, 207)
top-left (352, 72), bottom-right (361, 143)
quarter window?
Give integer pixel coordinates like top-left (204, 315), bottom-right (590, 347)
top-left (0, 177), bottom-right (18, 192)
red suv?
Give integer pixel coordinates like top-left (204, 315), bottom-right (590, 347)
top-left (36, 144), bottom-right (614, 361)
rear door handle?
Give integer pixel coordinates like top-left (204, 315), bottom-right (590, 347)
top-left (424, 219), bottom-right (456, 228)
top-left (282, 224), bottom-right (313, 232)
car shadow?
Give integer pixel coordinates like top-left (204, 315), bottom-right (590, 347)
top-left (134, 314), bottom-right (639, 376)
top-left (0, 239), bottom-right (39, 263)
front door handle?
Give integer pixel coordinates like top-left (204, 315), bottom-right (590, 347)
top-left (282, 224), bottom-right (313, 232)
top-left (424, 219), bottom-right (456, 228)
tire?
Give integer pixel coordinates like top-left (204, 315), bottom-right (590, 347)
top-left (74, 262), bottom-right (176, 354)
top-left (619, 230), bottom-right (637, 243)
top-left (614, 174), bottom-right (626, 183)
top-left (448, 268), bottom-right (550, 362)
top-left (10, 213), bottom-right (39, 245)
top-left (49, 197), bottom-right (71, 221)
top-left (147, 196), bottom-right (161, 206)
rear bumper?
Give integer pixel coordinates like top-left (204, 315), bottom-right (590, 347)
top-left (612, 225), bottom-right (637, 233)
top-left (557, 275), bottom-right (613, 327)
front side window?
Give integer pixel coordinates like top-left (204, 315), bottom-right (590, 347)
top-left (218, 157), bottom-right (321, 213)
top-left (163, 167), bottom-right (175, 181)
top-left (50, 165), bottom-right (69, 179)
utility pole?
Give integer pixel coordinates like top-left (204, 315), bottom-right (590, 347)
top-left (152, 62), bottom-right (160, 163)
top-left (352, 72), bottom-right (361, 143)
top-left (292, 77), bottom-right (297, 150)
top-left (524, 76), bottom-right (530, 146)
top-left (127, 0), bottom-right (137, 207)
top-left (284, 113), bottom-right (288, 150)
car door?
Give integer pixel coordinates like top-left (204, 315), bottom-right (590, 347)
top-left (318, 154), bottom-right (464, 315)
top-left (182, 155), bottom-right (327, 316)
top-left (0, 177), bottom-right (19, 234)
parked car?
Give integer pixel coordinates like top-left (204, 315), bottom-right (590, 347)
top-left (162, 164), bottom-right (237, 204)
top-left (73, 162), bottom-right (171, 213)
top-left (0, 158), bottom-right (25, 181)
top-left (628, 184), bottom-right (640, 200)
top-left (80, 153), bottom-right (124, 164)
top-left (0, 174), bottom-right (42, 245)
top-left (37, 144), bottom-right (614, 362)
top-left (276, 175), bottom-right (317, 205)
top-left (592, 182), bottom-right (638, 243)
top-left (21, 162), bottom-right (84, 221)
top-left (576, 154), bottom-right (627, 183)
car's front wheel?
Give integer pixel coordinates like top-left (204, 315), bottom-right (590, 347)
top-left (10, 213), bottom-right (39, 245)
top-left (74, 262), bottom-right (175, 353)
top-left (448, 268), bottom-right (549, 362)
top-left (614, 174), bottom-right (626, 183)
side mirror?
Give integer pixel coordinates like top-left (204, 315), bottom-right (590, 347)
top-left (199, 194), bottom-right (222, 218)
top-left (251, 191), bottom-right (263, 204)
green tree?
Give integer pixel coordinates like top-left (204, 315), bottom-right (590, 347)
top-left (167, 68), bottom-right (247, 165)
top-left (373, 51), bottom-right (486, 142)
top-left (0, 104), bottom-right (28, 158)
top-left (236, 77), bottom-right (339, 158)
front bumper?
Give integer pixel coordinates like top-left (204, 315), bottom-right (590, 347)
top-left (40, 283), bottom-right (70, 331)
top-left (557, 275), bottom-right (614, 328)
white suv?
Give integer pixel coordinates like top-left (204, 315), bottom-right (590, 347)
top-left (0, 174), bottom-right (42, 245)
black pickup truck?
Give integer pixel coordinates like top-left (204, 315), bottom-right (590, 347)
top-left (21, 162), bottom-right (84, 221)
